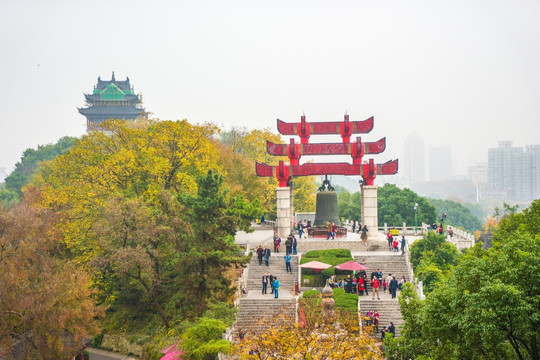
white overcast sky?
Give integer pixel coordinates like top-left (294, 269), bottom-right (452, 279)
top-left (1, 0), bottom-right (539, 177)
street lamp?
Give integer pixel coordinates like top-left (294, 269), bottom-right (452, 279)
top-left (414, 203), bottom-right (418, 235)
top-left (441, 212), bottom-right (447, 235)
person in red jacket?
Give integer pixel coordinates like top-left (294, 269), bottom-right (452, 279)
top-left (372, 277), bottom-right (381, 300)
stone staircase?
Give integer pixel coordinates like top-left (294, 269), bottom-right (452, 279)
top-left (353, 252), bottom-right (410, 290)
top-left (359, 299), bottom-right (404, 337)
top-left (235, 298), bottom-right (296, 335)
top-left (354, 250), bottom-right (408, 337)
top-left (246, 253), bottom-right (299, 295)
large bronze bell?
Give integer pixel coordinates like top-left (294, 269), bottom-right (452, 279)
top-left (313, 191), bottom-right (340, 226)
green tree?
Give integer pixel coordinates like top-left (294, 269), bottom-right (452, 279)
top-left (378, 184), bottom-right (436, 226)
top-left (5, 136), bottom-right (76, 196)
top-left (175, 170), bottom-right (255, 317)
top-left (389, 200), bottom-right (540, 360)
top-left (181, 318), bottom-right (231, 360)
top-left (428, 198), bottom-right (482, 232)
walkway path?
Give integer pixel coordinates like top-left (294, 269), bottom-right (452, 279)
top-left (87, 348), bottom-right (136, 360)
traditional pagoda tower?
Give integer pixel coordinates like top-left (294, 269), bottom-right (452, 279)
top-left (78, 72), bottom-right (146, 132)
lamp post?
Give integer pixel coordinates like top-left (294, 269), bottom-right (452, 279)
top-left (441, 212), bottom-right (447, 236)
top-left (414, 203), bottom-right (418, 235)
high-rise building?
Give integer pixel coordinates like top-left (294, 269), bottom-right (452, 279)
top-left (468, 163), bottom-right (488, 184)
top-left (429, 145), bottom-right (452, 181)
top-left (487, 141), bottom-right (540, 201)
top-left (403, 133), bottom-right (425, 184)
top-left (523, 145), bottom-right (540, 201)
top-left (78, 72), bottom-right (146, 132)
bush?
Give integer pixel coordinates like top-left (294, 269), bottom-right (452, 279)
top-left (302, 289), bottom-right (321, 298)
top-left (332, 288), bottom-right (358, 313)
top-left (304, 249), bottom-right (351, 259)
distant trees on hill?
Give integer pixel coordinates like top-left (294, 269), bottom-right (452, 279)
top-left (428, 198), bottom-right (482, 232)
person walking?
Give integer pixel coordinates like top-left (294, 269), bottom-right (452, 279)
top-left (326, 221), bottom-right (335, 240)
top-left (292, 234), bottom-right (298, 255)
top-left (332, 222), bottom-right (337, 238)
top-left (274, 235), bottom-right (281, 253)
top-left (389, 276), bottom-right (399, 299)
top-left (387, 231), bottom-right (393, 250)
top-left (273, 276), bottom-right (280, 298)
top-left (264, 247), bottom-right (271, 267)
top-left (284, 254), bottom-right (292, 273)
top-left (262, 272), bottom-right (269, 294)
top-left (269, 274), bottom-right (274, 294)
top-left (372, 277), bottom-right (381, 300)
top-left (298, 222), bottom-right (304, 238)
top-left (400, 236), bottom-right (406, 255)
top-left (361, 225), bottom-right (368, 244)
top-left (285, 234), bottom-right (293, 255)
top-left (373, 310), bottom-right (380, 333)
top-left (256, 245), bottom-right (264, 265)
top-left (388, 322), bottom-right (396, 337)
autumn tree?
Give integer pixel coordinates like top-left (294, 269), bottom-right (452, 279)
top-left (218, 126), bottom-right (316, 216)
top-left (234, 309), bottom-right (382, 359)
top-left (0, 203), bottom-right (103, 359)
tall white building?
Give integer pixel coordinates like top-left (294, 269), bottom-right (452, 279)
top-left (429, 145), bottom-right (452, 181)
top-left (403, 133), bottom-right (425, 184)
top-left (488, 141), bottom-right (540, 201)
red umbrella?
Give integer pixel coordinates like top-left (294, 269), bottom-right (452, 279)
top-left (160, 351), bottom-right (184, 360)
top-left (334, 260), bottom-right (367, 271)
top-left (299, 260), bottom-right (332, 273)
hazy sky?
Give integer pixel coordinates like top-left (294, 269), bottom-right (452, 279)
top-left (1, 0), bottom-right (539, 178)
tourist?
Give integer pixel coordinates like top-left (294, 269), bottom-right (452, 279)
top-left (373, 310), bottom-right (380, 333)
top-left (269, 274), bottom-right (274, 294)
top-left (362, 273), bottom-right (369, 295)
top-left (389, 276), bottom-right (399, 299)
top-left (307, 219), bottom-right (312, 228)
top-left (326, 221), bottom-right (335, 240)
top-left (256, 245), bottom-right (264, 265)
top-left (292, 233), bottom-right (298, 255)
top-left (345, 274), bottom-right (353, 294)
top-left (399, 275), bottom-right (407, 290)
top-left (273, 276), bottom-right (280, 298)
top-left (262, 272), bottom-right (269, 294)
top-left (285, 234), bottom-right (293, 255)
top-left (358, 276), bottom-right (365, 295)
top-left (264, 247), bottom-right (271, 267)
top-left (382, 279), bottom-right (387, 294)
top-left (332, 222), bottom-right (337, 238)
top-left (439, 223), bottom-right (444, 235)
top-left (387, 231), bottom-right (393, 250)
top-left (365, 309), bottom-right (373, 326)
top-left (388, 322), bottom-right (396, 337)
top-left (380, 326), bottom-right (387, 341)
top-left (400, 236), bottom-right (406, 255)
top-left (352, 220), bottom-right (356, 233)
top-left (361, 225), bottom-right (368, 244)
top-left (260, 214), bottom-right (265, 225)
top-left (284, 253), bottom-right (292, 273)
top-left (448, 226), bottom-right (454, 237)
top-left (392, 238), bottom-right (399, 252)
top-left (298, 222), bottom-right (304, 238)
top-left (274, 235), bottom-right (281, 253)
top-left (372, 277), bottom-right (381, 300)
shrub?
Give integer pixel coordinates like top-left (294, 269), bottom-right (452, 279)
top-left (302, 289), bottom-right (320, 298)
top-left (332, 288), bottom-right (358, 313)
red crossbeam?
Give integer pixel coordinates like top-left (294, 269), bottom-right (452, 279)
top-left (276, 115), bottom-right (374, 143)
top-left (255, 159), bottom-right (398, 186)
top-left (266, 137), bottom-right (386, 157)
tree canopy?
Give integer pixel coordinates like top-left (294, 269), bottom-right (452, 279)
top-left (428, 198), bottom-right (482, 232)
top-left (386, 199), bottom-right (540, 360)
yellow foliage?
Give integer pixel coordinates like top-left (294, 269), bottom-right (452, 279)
top-left (30, 119), bottom-right (221, 266)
